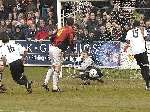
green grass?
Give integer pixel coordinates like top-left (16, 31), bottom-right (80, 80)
top-left (0, 67), bottom-right (150, 112)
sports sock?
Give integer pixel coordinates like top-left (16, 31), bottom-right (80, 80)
top-left (44, 68), bottom-right (53, 85)
top-left (52, 71), bottom-right (59, 90)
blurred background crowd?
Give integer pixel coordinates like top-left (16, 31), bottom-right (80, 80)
top-left (0, 0), bottom-right (150, 42)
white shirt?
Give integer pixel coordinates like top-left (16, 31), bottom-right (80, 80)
top-left (76, 57), bottom-right (94, 71)
top-left (126, 27), bottom-right (147, 55)
top-left (0, 42), bottom-right (26, 64)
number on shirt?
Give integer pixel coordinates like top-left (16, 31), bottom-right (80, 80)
top-left (56, 28), bottom-right (64, 37)
top-left (7, 45), bottom-right (15, 53)
top-left (132, 29), bottom-right (138, 38)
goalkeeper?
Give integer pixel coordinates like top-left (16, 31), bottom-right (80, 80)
top-left (75, 50), bottom-right (104, 85)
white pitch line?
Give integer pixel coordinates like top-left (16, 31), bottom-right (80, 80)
top-left (0, 109), bottom-right (38, 112)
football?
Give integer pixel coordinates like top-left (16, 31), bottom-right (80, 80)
top-left (89, 68), bottom-right (98, 78)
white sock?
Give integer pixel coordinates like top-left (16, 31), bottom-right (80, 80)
top-left (53, 71), bottom-right (59, 90)
top-left (44, 69), bottom-right (53, 85)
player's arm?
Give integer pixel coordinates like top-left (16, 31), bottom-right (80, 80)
top-left (21, 49), bottom-right (28, 57)
top-left (124, 30), bottom-right (131, 52)
top-left (1, 56), bottom-right (7, 67)
top-left (68, 32), bottom-right (75, 52)
top-left (124, 40), bottom-right (130, 52)
top-left (20, 48), bottom-right (28, 61)
top-left (0, 48), bottom-right (6, 67)
top-left (18, 44), bottom-right (28, 63)
top-left (75, 58), bottom-right (93, 70)
top-left (140, 27), bottom-right (148, 40)
top-left (143, 28), bottom-right (148, 40)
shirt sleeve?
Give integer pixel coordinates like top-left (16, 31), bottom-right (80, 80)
top-left (17, 44), bottom-right (26, 54)
top-left (68, 28), bottom-right (74, 46)
top-left (125, 30), bottom-right (131, 41)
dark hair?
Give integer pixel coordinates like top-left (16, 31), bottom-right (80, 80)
top-left (133, 20), bottom-right (140, 27)
top-left (66, 17), bottom-right (74, 26)
top-left (1, 32), bottom-right (9, 43)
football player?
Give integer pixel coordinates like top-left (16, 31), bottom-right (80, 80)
top-left (0, 32), bottom-right (33, 94)
top-left (74, 50), bottom-right (104, 85)
top-left (42, 17), bottom-right (75, 92)
top-left (124, 20), bottom-right (150, 91)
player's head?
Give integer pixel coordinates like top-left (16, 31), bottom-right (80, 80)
top-left (133, 20), bottom-right (140, 28)
top-left (1, 32), bottom-right (9, 43)
top-left (81, 50), bottom-right (89, 59)
top-left (65, 17), bottom-right (74, 26)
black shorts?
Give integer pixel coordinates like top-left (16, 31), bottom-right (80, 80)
top-left (134, 52), bottom-right (149, 66)
top-left (9, 59), bottom-right (24, 77)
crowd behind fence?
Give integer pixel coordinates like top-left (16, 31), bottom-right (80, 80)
top-left (0, 0), bottom-right (150, 43)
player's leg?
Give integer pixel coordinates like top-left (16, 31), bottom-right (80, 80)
top-left (44, 68), bottom-right (53, 84)
top-left (141, 65), bottom-right (150, 89)
top-left (140, 52), bottom-right (150, 90)
top-left (42, 46), bottom-right (56, 91)
top-left (79, 71), bottom-right (90, 85)
top-left (51, 47), bottom-right (63, 92)
top-left (42, 68), bottom-right (53, 91)
top-left (0, 61), bottom-right (6, 92)
top-left (52, 64), bottom-right (62, 92)
top-left (134, 52), bottom-right (150, 90)
top-left (94, 69), bottom-right (104, 83)
top-left (9, 59), bottom-right (32, 93)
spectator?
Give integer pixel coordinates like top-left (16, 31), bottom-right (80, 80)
top-left (47, 18), bottom-right (56, 29)
top-left (81, 13), bottom-right (90, 26)
top-left (5, 19), bottom-right (14, 39)
top-left (77, 28), bottom-right (91, 42)
top-left (85, 12), bottom-right (99, 41)
top-left (19, 19), bottom-right (30, 40)
top-left (26, 0), bottom-right (36, 13)
top-left (12, 7), bottom-right (17, 20)
top-left (26, 11), bottom-right (35, 23)
top-left (34, 10), bottom-right (40, 24)
top-left (3, 0), bottom-right (16, 19)
top-left (5, 19), bottom-right (11, 27)
top-left (0, 0), bottom-right (4, 20)
top-left (47, 19), bottom-right (57, 38)
top-left (34, 19), bottom-right (48, 40)
top-left (99, 26), bottom-right (107, 41)
top-left (8, 13), bottom-right (13, 20)
top-left (25, 24), bottom-right (36, 40)
top-left (15, 0), bottom-right (27, 14)
top-left (102, 12), bottom-right (108, 25)
top-left (13, 26), bottom-right (25, 40)
top-left (112, 25), bottom-right (122, 40)
top-left (0, 20), bottom-right (6, 35)
top-left (105, 25), bottom-right (113, 41)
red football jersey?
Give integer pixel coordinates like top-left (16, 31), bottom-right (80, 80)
top-left (52, 25), bottom-right (74, 51)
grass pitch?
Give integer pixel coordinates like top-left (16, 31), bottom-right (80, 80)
top-left (0, 67), bottom-right (150, 112)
